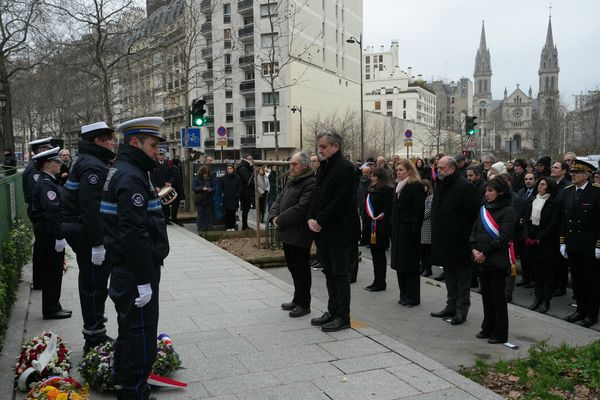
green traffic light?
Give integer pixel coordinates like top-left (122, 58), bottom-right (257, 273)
top-left (468, 129), bottom-right (478, 136)
top-left (194, 117), bottom-right (206, 126)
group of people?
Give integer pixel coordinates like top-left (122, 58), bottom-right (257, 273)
top-left (22, 118), bottom-right (171, 400)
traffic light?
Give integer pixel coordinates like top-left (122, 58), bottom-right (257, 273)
top-left (465, 116), bottom-right (478, 136)
top-left (191, 98), bottom-right (207, 127)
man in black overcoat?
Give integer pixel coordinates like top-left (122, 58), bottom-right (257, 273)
top-left (430, 156), bottom-right (480, 325)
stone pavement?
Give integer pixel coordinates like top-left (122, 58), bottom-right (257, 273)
top-left (1, 225), bottom-right (507, 400)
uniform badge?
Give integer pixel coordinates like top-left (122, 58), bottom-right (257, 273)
top-left (88, 174), bottom-right (99, 185)
top-left (132, 193), bottom-right (145, 207)
top-left (33, 173), bottom-right (40, 182)
top-left (47, 191), bottom-right (57, 201)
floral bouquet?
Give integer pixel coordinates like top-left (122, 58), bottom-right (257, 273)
top-left (153, 334), bottom-right (182, 376)
top-left (16, 332), bottom-right (71, 390)
top-left (27, 376), bottom-right (88, 400)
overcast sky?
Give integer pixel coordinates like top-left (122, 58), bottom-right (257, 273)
top-left (363, 0), bottom-right (600, 108)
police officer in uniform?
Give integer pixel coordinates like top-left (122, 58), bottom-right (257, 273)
top-left (101, 117), bottom-right (169, 400)
top-left (23, 137), bottom-right (54, 290)
top-left (31, 147), bottom-right (72, 319)
top-left (558, 159), bottom-right (600, 328)
top-left (62, 122), bottom-right (116, 353)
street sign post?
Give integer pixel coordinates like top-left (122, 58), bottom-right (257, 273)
top-left (216, 125), bottom-right (228, 161)
top-left (181, 127), bottom-right (201, 147)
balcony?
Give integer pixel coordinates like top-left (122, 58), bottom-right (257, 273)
top-left (202, 94), bottom-right (214, 103)
top-left (201, 21), bottom-right (212, 35)
top-left (240, 135), bottom-right (256, 147)
top-left (240, 108), bottom-right (256, 121)
top-left (204, 115), bottom-right (215, 126)
top-left (239, 54), bottom-right (254, 67)
top-left (202, 69), bottom-right (213, 80)
top-left (238, 24), bottom-right (254, 41)
top-left (163, 106), bottom-right (184, 119)
top-left (201, 47), bottom-right (212, 60)
top-left (200, 0), bottom-right (211, 13)
top-left (224, 65), bottom-right (232, 73)
top-left (237, 0), bottom-right (253, 14)
top-left (239, 80), bottom-right (255, 93)
top-left (204, 138), bottom-right (215, 148)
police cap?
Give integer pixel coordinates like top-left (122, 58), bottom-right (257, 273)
top-left (570, 159), bottom-right (595, 174)
top-left (116, 117), bottom-right (166, 142)
top-left (81, 121), bottom-right (114, 138)
top-left (32, 147), bottom-right (61, 164)
top-left (28, 137), bottom-right (54, 152)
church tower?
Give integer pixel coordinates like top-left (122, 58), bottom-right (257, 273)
top-left (473, 21), bottom-right (493, 148)
top-left (538, 15), bottom-right (560, 104)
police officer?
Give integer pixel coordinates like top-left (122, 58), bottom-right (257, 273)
top-left (62, 122), bottom-right (116, 353)
top-left (559, 159), bottom-right (600, 328)
top-left (101, 117), bottom-right (169, 400)
top-left (23, 137), bottom-right (54, 290)
top-left (31, 147), bottom-right (72, 319)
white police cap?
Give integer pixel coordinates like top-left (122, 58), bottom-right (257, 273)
top-left (28, 137), bottom-right (53, 149)
top-left (116, 117), bottom-right (166, 142)
top-left (32, 147), bottom-right (61, 162)
top-left (81, 121), bottom-right (114, 138)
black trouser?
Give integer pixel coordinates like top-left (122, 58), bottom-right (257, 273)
top-left (348, 243), bottom-right (359, 282)
top-left (258, 194), bottom-right (268, 222)
top-left (443, 265), bottom-right (471, 318)
top-left (162, 204), bottom-right (171, 223)
top-left (319, 242), bottom-right (352, 320)
top-left (419, 244), bottom-right (431, 274)
top-left (479, 268), bottom-right (508, 342)
top-left (396, 270), bottom-right (420, 305)
top-left (568, 249), bottom-right (600, 322)
top-left (110, 265), bottom-right (160, 400)
top-left (225, 209), bottom-right (237, 229)
top-left (282, 244), bottom-right (311, 308)
top-left (521, 245), bottom-right (535, 283)
top-left (240, 198), bottom-right (252, 229)
top-left (533, 257), bottom-right (555, 303)
top-left (34, 224), bottom-right (65, 316)
top-left (170, 198), bottom-right (182, 222)
top-left (369, 246), bottom-right (387, 288)
top-left (554, 257), bottom-right (569, 292)
top-left (32, 228), bottom-right (45, 289)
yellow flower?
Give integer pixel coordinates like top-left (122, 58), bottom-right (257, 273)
top-left (70, 394), bottom-right (81, 400)
top-left (56, 393), bottom-right (68, 400)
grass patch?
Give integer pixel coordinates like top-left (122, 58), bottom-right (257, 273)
top-left (460, 339), bottom-right (600, 399)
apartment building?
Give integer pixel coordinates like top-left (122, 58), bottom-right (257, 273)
top-left (429, 78), bottom-right (473, 133)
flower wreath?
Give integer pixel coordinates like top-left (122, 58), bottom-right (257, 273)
top-left (78, 333), bottom-right (182, 392)
top-left (27, 376), bottom-right (88, 400)
top-left (15, 332), bottom-right (71, 390)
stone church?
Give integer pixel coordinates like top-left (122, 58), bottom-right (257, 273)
top-left (472, 17), bottom-right (559, 153)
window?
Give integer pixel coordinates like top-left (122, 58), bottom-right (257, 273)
top-left (379, 55), bottom-right (383, 62)
top-left (262, 121), bottom-right (280, 134)
top-left (387, 100), bottom-right (392, 109)
top-left (224, 28), bottom-right (231, 39)
top-left (365, 65), bottom-right (370, 73)
top-left (387, 112), bottom-right (393, 116)
top-left (375, 101), bottom-right (381, 110)
top-left (223, 3), bottom-right (231, 23)
top-left (403, 100), bottom-right (406, 108)
top-left (226, 103), bottom-right (233, 113)
top-left (246, 125), bottom-right (256, 136)
top-left (262, 92), bottom-right (280, 106)
top-left (226, 90), bottom-right (232, 98)
top-left (403, 111), bottom-right (406, 119)
top-left (261, 33), bottom-right (278, 48)
top-left (365, 56), bottom-right (370, 64)
top-left (225, 54), bottom-right (231, 66)
top-left (260, 2), bottom-right (277, 17)
top-left (379, 64), bottom-right (383, 71)
top-left (365, 74), bottom-right (370, 80)
top-left (245, 70), bottom-right (255, 80)
top-left (262, 62), bottom-right (279, 76)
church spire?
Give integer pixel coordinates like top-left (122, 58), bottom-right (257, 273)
top-left (479, 20), bottom-right (487, 50)
top-left (544, 15), bottom-right (554, 50)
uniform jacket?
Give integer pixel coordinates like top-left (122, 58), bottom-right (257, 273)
top-left (307, 150), bottom-right (360, 245)
top-left (237, 159), bottom-right (255, 201)
top-left (23, 161), bottom-right (42, 219)
top-left (220, 173), bottom-right (241, 211)
top-left (431, 171), bottom-right (480, 268)
top-left (192, 174), bottom-right (216, 207)
top-left (170, 163), bottom-right (185, 200)
top-left (151, 159), bottom-right (173, 188)
top-left (100, 144), bottom-right (169, 285)
top-left (470, 197), bottom-right (516, 272)
top-left (363, 184), bottom-right (394, 249)
top-left (268, 168), bottom-right (316, 249)
top-left (558, 182), bottom-right (600, 253)
top-left (390, 181), bottom-right (425, 271)
top-left (522, 196), bottom-right (561, 263)
top-left (62, 140), bottom-right (115, 247)
top-left (31, 172), bottom-right (64, 240)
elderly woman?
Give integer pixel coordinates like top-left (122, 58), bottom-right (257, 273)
top-left (268, 152), bottom-right (316, 318)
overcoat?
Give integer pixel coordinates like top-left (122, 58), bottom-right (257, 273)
top-left (390, 181), bottom-right (425, 271)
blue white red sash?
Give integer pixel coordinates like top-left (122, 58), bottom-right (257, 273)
top-left (480, 206), bottom-right (516, 275)
top-left (366, 193), bottom-right (384, 244)
top-left (431, 167), bottom-right (437, 181)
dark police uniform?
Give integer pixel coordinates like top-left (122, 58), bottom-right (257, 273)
top-left (558, 159), bottom-right (600, 328)
top-left (62, 124), bottom-right (115, 352)
top-left (30, 147), bottom-right (71, 319)
top-left (101, 117), bottom-right (169, 400)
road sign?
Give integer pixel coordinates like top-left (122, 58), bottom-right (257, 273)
top-left (217, 137), bottom-right (228, 147)
top-left (181, 127), bottom-right (201, 147)
top-left (404, 129), bottom-right (413, 139)
top-left (404, 141), bottom-right (413, 147)
top-left (217, 125), bottom-right (227, 137)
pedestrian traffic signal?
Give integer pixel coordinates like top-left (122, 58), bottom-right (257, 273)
top-left (466, 116), bottom-right (478, 136)
top-left (191, 99), bottom-right (207, 127)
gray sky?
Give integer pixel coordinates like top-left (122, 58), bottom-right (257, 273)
top-left (363, 0), bottom-right (600, 108)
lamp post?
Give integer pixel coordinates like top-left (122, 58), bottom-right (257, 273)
top-left (346, 33), bottom-right (364, 161)
top-left (291, 105), bottom-right (303, 150)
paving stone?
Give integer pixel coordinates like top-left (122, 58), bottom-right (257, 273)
top-left (370, 334), bottom-right (446, 371)
top-left (400, 388), bottom-right (479, 400)
top-left (191, 311), bottom-right (263, 330)
top-left (332, 351), bottom-right (412, 374)
top-left (236, 381), bottom-right (330, 400)
top-left (203, 371), bottom-right (280, 396)
top-left (235, 344), bottom-right (335, 372)
top-left (432, 368), bottom-right (504, 400)
top-left (319, 337), bottom-right (389, 359)
top-left (245, 327), bottom-right (334, 351)
top-left (270, 361), bottom-right (343, 384)
top-left (217, 299), bottom-right (269, 312)
top-left (313, 369), bottom-right (420, 400)
top-left (197, 336), bottom-right (258, 358)
top-left (176, 355), bottom-right (251, 382)
top-left (387, 364), bottom-right (454, 393)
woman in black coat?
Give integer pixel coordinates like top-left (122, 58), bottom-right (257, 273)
top-left (470, 177), bottom-right (516, 344)
top-left (268, 152), bottom-right (316, 318)
top-left (192, 166), bottom-right (216, 233)
top-left (364, 166), bottom-right (394, 292)
top-left (522, 176), bottom-right (560, 313)
top-left (220, 164), bottom-right (241, 231)
top-left (390, 159), bottom-right (425, 306)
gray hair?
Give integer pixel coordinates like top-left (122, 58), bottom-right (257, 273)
top-left (482, 154), bottom-right (495, 163)
top-left (293, 151), bottom-right (311, 167)
top-left (316, 128), bottom-right (344, 149)
top-left (445, 156), bottom-right (458, 169)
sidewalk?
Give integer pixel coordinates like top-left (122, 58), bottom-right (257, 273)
top-left (1, 225), bottom-right (509, 400)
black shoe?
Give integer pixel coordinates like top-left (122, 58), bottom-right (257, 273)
top-left (43, 311), bottom-right (72, 320)
top-left (537, 303), bottom-right (550, 314)
top-left (430, 309), bottom-right (455, 318)
top-left (564, 311), bottom-right (586, 323)
top-left (311, 312), bottom-right (334, 326)
top-left (281, 302), bottom-right (296, 311)
top-left (103, 315), bottom-right (108, 323)
top-left (434, 273), bottom-right (445, 282)
top-left (289, 306), bottom-right (310, 318)
top-left (450, 316), bottom-right (466, 325)
top-left (552, 288), bottom-right (566, 297)
top-left (528, 299), bottom-right (542, 311)
top-left (404, 302), bottom-right (419, 308)
top-left (487, 337), bottom-right (504, 344)
top-left (350, 276), bottom-right (357, 284)
top-left (476, 331), bottom-right (490, 339)
top-left (61, 308), bottom-right (72, 314)
top-left (577, 318), bottom-right (597, 328)
top-left (321, 317), bottom-right (351, 332)
top-left (366, 285), bottom-right (386, 292)
top-left (421, 269), bottom-right (432, 277)
top-left (32, 284), bottom-right (43, 290)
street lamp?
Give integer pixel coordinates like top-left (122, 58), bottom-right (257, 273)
top-left (346, 34), bottom-right (364, 161)
top-left (291, 105), bottom-right (303, 150)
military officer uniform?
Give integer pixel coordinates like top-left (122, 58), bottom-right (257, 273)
top-left (30, 147), bottom-right (72, 319)
top-left (558, 159), bottom-right (600, 328)
top-left (62, 122), bottom-right (116, 352)
top-left (101, 117), bottom-right (169, 400)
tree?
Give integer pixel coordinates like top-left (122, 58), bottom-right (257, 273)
top-left (534, 95), bottom-right (566, 157)
top-left (574, 90), bottom-right (600, 154)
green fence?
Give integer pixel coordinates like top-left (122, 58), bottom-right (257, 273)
top-left (0, 173), bottom-right (29, 262)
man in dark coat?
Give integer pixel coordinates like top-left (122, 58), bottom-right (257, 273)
top-left (150, 148), bottom-right (173, 224)
top-left (466, 165), bottom-right (485, 200)
top-left (237, 155), bottom-right (255, 230)
top-left (170, 157), bottom-right (185, 226)
top-left (308, 129), bottom-right (360, 332)
top-left (3, 149), bottom-right (17, 175)
top-left (430, 156), bottom-right (480, 325)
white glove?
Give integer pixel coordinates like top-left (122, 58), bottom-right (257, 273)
top-left (560, 244), bottom-right (568, 259)
top-left (134, 284), bottom-right (152, 308)
top-left (596, 248), bottom-right (600, 260)
top-left (54, 239), bottom-right (67, 253)
top-left (91, 245), bottom-right (106, 266)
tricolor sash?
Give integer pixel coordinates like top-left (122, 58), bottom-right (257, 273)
top-left (366, 193), bottom-right (384, 244)
top-left (480, 206), bottom-right (516, 276)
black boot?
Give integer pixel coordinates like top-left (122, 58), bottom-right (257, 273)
top-left (528, 298), bottom-right (543, 311)
top-left (537, 301), bottom-right (550, 314)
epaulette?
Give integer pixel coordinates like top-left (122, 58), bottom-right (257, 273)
top-left (564, 184), bottom-right (574, 189)
top-left (592, 183), bottom-right (600, 188)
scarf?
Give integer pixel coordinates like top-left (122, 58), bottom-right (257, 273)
top-left (531, 193), bottom-right (550, 226)
top-left (395, 177), bottom-right (408, 195)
